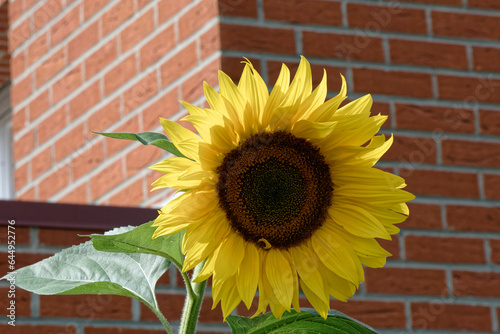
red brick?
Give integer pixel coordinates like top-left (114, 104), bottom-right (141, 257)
top-left (178, 0), bottom-right (217, 41)
top-left (104, 54), bottom-right (137, 96)
top-left (11, 75), bottom-right (32, 107)
top-left (220, 56), bottom-right (261, 83)
top-left (108, 178), bottom-right (144, 206)
top-left (52, 65), bottom-right (83, 104)
top-left (0, 324), bottom-right (76, 334)
top-left (348, 3), bottom-right (427, 34)
top-left (491, 240), bottom-right (500, 265)
top-left (395, 104), bottom-right (474, 133)
top-left (480, 109), bottom-right (500, 136)
top-left (125, 145), bottom-right (162, 178)
top-left (0, 225), bottom-right (30, 245)
top-left (33, 0), bottom-right (62, 31)
top-left (438, 74), bottom-right (500, 104)
top-left (442, 139), bottom-right (500, 168)
top-left (50, 6), bottom-right (80, 46)
top-left (141, 293), bottom-right (185, 321)
top-left (37, 105), bottom-right (67, 145)
top-left (86, 38), bottom-right (118, 79)
top-left (160, 42), bottom-right (198, 88)
top-left (123, 72), bottom-right (158, 114)
top-left (219, 0), bottom-right (257, 17)
top-left (220, 23), bottom-right (296, 55)
top-left (403, 203), bottom-right (442, 230)
top-left (71, 141), bottom-right (104, 180)
top-left (31, 147), bottom-right (52, 180)
top-left (200, 24), bottom-right (220, 60)
top-left (88, 97), bottom-right (121, 134)
top-left (40, 294), bottom-right (131, 319)
top-left (140, 25), bottom-right (176, 70)
top-left (29, 90), bottom-right (50, 121)
top-left (68, 21), bottom-right (99, 62)
top-left (101, 0), bottom-right (134, 37)
top-left (453, 271), bottom-right (500, 298)
top-left (90, 160), bottom-right (125, 200)
top-left (120, 9), bottom-right (155, 52)
top-left (11, 51), bottom-right (25, 79)
top-left (38, 166), bottom-right (69, 200)
top-left (352, 68), bottom-right (433, 98)
top-left (399, 0), bottom-right (461, 4)
top-left (69, 80), bottom-right (101, 120)
top-left (390, 39), bottom-right (467, 70)
top-left (13, 129), bottom-right (34, 161)
top-left (24, 0), bottom-right (39, 11)
top-left (484, 174), bottom-right (500, 200)
top-left (404, 169), bottom-right (479, 198)
top-left (182, 57), bottom-right (219, 103)
top-left (85, 328), bottom-right (165, 334)
top-left (381, 136), bottom-right (437, 166)
top-left (365, 267), bottom-right (447, 296)
top-left (411, 302), bottom-right (491, 332)
top-left (473, 46), bottom-right (500, 73)
top-left (58, 182), bottom-right (88, 204)
top-left (468, 0), bottom-right (500, 10)
top-left (199, 296), bottom-right (224, 323)
top-left (27, 32), bottom-right (48, 66)
top-left (54, 123), bottom-right (86, 162)
top-left (13, 163), bottom-right (28, 191)
top-left (9, 0), bottom-right (23, 23)
top-left (406, 235), bottom-right (485, 264)
top-left (158, 0), bottom-right (191, 23)
top-left (142, 91), bottom-right (179, 131)
top-left (447, 205), bottom-right (500, 233)
top-left (18, 187), bottom-right (36, 201)
top-left (83, 0), bottom-right (108, 21)
top-left (36, 47), bottom-right (66, 87)
top-left (12, 107), bottom-right (27, 135)
top-left (0, 287), bottom-right (30, 317)
top-left (264, 0), bottom-right (342, 26)
top-left (303, 31), bottom-right (384, 63)
top-left (104, 116), bottom-right (140, 157)
top-left (433, 11), bottom-right (500, 41)
top-left (39, 227), bottom-right (100, 247)
top-left (9, 18), bottom-right (30, 52)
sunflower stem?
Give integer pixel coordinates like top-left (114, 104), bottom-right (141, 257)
top-left (178, 262), bottom-right (207, 334)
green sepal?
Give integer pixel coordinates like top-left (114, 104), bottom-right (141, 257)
top-left (93, 131), bottom-right (186, 158)
top-left (226, 309), bottom-right (378, 334)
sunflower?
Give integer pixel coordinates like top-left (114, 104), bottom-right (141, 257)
top-left (150, 56), bottom-right (414, 319)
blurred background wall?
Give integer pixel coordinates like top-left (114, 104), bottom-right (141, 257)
top-left (1, 0), bottom-right (500, 333)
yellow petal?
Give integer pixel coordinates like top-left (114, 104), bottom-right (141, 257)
top-left (293, 68), bottom-right (328, 122)
top-left (291, 119), bottom-right (337, 140)
top-left (328, 202), bottom-right (391, 240)
top-left (310, 74), bottom-right (347, 122)
top-left (213, 233), bottom-right (245, 280)
top-left (265, 249), bottom-right (294, 311)
top-left (262, 64), bottom-right (290, 127)
top-left (237, 243), bottom-right (260, 308)
top-left (312, 229), bottom-right (363, 285)
top-left (290, 244), bottom-right (327, 302)
top-left (300, 279), bottom-right (329, 319)
top-left (160, 118), bottom-right (202, 161)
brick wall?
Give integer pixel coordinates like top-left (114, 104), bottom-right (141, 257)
top-left (4, 0), bottom-right (500, 333)
top-left (10, 0), bottom-right (220, 207)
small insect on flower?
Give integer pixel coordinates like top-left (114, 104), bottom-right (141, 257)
top-left (150, 56), bottom-right (415, 319)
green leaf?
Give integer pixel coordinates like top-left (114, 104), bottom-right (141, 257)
top-left (88, 221), bottom-right (184, 269)
top-left (93, 131), bottom-right (186, 158)
top-left (226, 309), bottom-right (378, 334)
top-left (1, 237), bottom-right (169, 313)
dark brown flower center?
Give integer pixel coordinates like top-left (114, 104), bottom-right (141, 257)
top-left (216, 131), bottom-right (333, 249)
